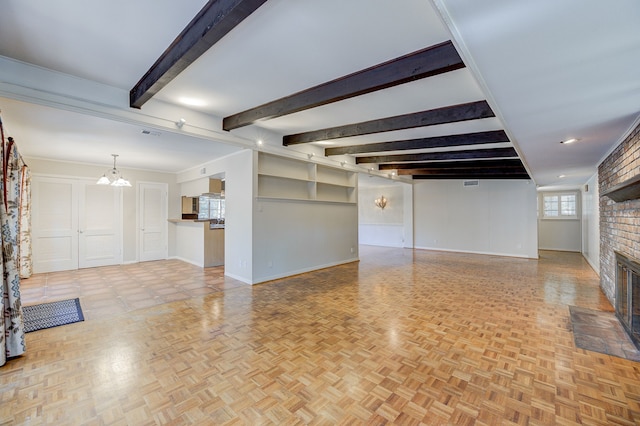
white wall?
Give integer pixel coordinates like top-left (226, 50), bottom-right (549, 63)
top-left (582, 173), bottom-right (600, 273)
top-left (173, 221), bottom-right (204, 266)
top-left (26, 157), bottom-right (179, 263)
top-left (253, 199), bottom-right (358, 282)
top-left (538, 190), bottom-right (581, 252)
top-left (414, 179), bottom-right (538, 258)
top-left (403, 184), bottom-right (414, 248)
top-left (173, 149), bottom-right (364, 284)
top-left (358, 177), bottom-right (411, 248)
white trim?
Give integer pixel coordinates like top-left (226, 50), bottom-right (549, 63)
top-left (171, 256), bottom-right (204, 268)
top-left (224, 271), bottom-right (252, 285)
top-left (413, 246), bottom-right (538, 260)
top-left (583, 253), bottom-right (600, 276)
top-left (540, 192), bottom-right (579, 220)
top-left (249, 258), bottom-right (359, 285)
top-left (596, 113), bottom-right (640, 169)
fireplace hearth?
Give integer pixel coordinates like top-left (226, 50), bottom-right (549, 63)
top-left (615, 252), bottom-right (640, 350)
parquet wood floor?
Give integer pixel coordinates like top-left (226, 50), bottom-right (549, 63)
top-left (2, 247), bottom-right (639, 425)
top-left (18, 260), bottom-right (243, 321)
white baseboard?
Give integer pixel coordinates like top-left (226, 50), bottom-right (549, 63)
top-left (251, 257), bottom-right (359, 285)
top-left (582, 252), bottom-right (600, 275)
top-left (172, 256), bottom-right (204, 268)
top-left (223, 272), bottom-right (252, 285)
top-left (413, 246), bottom-right (537, 259)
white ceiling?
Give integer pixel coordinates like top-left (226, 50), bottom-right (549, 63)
top-left (0, 97), bottom-right (241, 172)
top-left (0, 0), bottom-right (638, 186)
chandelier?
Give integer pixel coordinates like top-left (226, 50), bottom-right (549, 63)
top-left (96, 154), bottom-right (132, 187)
top-left (374, 195), bottom-right (387, 210)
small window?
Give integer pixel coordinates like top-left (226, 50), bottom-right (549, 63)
top-left (542, 193), bottom-right (577, 219)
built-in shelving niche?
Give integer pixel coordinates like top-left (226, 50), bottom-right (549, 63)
top-left (257, 152), bottom-right (356, 204)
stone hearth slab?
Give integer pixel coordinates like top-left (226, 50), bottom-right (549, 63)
top-left (569, 305), bottom-right (640, 362)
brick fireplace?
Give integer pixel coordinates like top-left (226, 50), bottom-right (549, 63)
top-left (599, 121), bottom-right (640, 345)
top-left (614, 252), bottom-right (640, 349)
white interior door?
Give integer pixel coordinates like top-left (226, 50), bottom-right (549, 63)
top-left (32, 176), bottom-right (122, 273)
top-left (139, 182), bottom-right (167, 262)
top-left (32, 177), bottom-right (79, 273)
top-left (78, 180), bottom-right (123, 268)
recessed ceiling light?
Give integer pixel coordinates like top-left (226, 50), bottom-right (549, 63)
top-left (560, 138), bottom-right (579, 144)
top-left (178, 97), bottom-right (207, 107)
top-left (558, 174), bottom-right (566, 178)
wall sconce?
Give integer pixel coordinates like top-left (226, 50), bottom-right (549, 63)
top-left (375, 195), bottom-right (387, 210)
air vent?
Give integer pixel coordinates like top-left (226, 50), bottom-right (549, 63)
top-left (463, 180), bottom-right (479, 188)
top-left (141, 129), bottom-right (161, 136)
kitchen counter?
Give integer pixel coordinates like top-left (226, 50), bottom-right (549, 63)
top-left (169, 218), bottom-right (225, 226)
top-left (170, 219), bottom-right (224, 267)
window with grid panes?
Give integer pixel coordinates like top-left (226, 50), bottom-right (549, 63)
top-left (542, 193), bottom-right (577, 219)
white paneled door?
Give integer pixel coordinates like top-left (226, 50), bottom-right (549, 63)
top-left (32, 177), bottom-right (122, 273)
top-left (32, 177), bottom-right (78, 272)
top-left (139, 182), bottom-right (167, 262)
top-left (78, 181), bottom-right (122, 268)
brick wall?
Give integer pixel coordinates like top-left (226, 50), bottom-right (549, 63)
top-left (599, 122), bottom-right (640, 303)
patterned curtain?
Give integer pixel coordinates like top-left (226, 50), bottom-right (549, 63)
top-left (0, 114), bottom-right (27, 367)
top-left (19, 165), bottom-right (32, 279)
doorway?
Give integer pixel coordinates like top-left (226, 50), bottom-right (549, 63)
top-left (138, 182), bottom-right (168, 262)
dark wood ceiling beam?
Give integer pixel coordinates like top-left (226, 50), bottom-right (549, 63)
top-left (355, 147), bottom-right (518, 164)
top-left (223, 41), bottom-right (464, 130)
top-left (398, 167), bottom-right (527, 176)
top-left (325, 130), bottom-right (508, 156)
top-left (130, 0), bottom-right (267, 109)
top-left (412, 172), bottom-right (530, 180)
top-left (283, 100), bottom-right (494, 145)
top-left (378, 159), bottom-right (524, 170)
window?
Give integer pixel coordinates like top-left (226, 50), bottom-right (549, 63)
top-left (542, 193), bottom-right (577, 219)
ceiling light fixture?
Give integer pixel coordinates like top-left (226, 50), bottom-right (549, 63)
top-left (176, 118), bottom-right (186, 128)
top-left (97, 154), bottom-right (132, 187)
top-left (558, 174), bottom-right (566, 178)
top-left (375, 195), bottom-right (387, 210)
top-left (178, 97), bottom-right (207, 107)
top-left (560, 138), bottom-right (579, 144)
